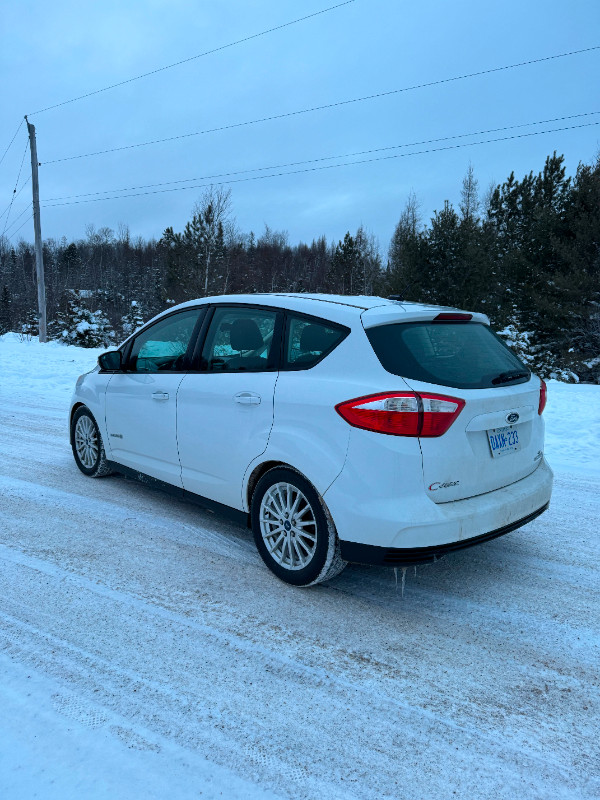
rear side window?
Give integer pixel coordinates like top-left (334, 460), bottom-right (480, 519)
top-left (201, 306), bottom-right (279, 372)
top-left (284, 314), bottom-right (348, 370)
top-left (366, 322), bottom-right (530, 389)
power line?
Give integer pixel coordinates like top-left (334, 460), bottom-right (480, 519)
top-left (6, 212), bottom-right (33, 242)
top-left (42, 44), bottom-right (600, 166)
top-left (41, 111), bottom-right (600, 203)
top-left (0, 177), bottom-right (30, 223)
top-left (0, 119), bottom-right (24, 168)
top-left (15, 175), bottom-right (31, 199)
top-left (2, 203), bottom-right (33, 236)
top-left (1, 140), bottom-right (30, 239)
top-left (27, 1), bottom-right (356, 116)
top-left (0, 200), bottom-right (13, 221)
top-left (41, 120), bottom-right (600, 208)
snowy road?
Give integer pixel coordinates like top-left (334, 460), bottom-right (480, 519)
top-left (0, 336), bottom-right (599, 799)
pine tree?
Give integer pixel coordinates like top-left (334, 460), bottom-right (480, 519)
top-left (326, 232), bottom-right (360, 294)
top-left (0, 285), bottom-right (13, 334)
top-left (425, 200), bottom-right (462, 306)
top-left (456, 165), bottom-right (493, 311)
top-left (53, 291), bottom-right (115, 348)
top-left (552, 155), bottom-right (600, 380)
top-left (158, 226), bottom-right (190, 304)
top-left (121, 300), bottom-right (145, 337)
top-left (459, 163), bottom-right (480, 223)
top-left (486, 153), bottom-right (576, 374)
top-left (386, 192), bottom-right (424, 299)
top-left (19, 310), bottom-right (40, 341)
top-left (354, 226), bottom-right (382, 295)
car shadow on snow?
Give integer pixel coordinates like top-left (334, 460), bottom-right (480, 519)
top-left (326, 520), bottom-right (548, 607)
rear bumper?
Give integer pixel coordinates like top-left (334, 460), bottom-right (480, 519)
top-left (327, 455), bottom-right (553, 552)
top-left (340, 502), bottom-right (549, 566)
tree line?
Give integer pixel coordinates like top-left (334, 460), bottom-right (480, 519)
top-left (0, 152), bottom-right (598, 381)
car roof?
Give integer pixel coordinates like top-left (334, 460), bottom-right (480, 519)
top-left (170, 293), bottom-right (387, 312)
top-left (156, 294), bottom-right (489, 328)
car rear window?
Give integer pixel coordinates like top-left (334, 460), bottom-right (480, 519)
top-left (366, 322), bottom-right (530, 389)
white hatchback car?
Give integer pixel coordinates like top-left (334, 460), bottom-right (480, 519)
top-left (70, 293), bottom-right (553, 586)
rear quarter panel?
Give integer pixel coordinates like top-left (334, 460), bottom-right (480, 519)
top-left (243, 324), bottom-right (406, 508)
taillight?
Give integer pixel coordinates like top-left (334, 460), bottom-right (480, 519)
top-left (335, 392), bottom-right (465, 437)
top-left (432, 313), bottom-right (472, 322)
top-left (538, 379), bottom-right (547, 415)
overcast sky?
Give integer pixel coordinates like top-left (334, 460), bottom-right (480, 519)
top-left (1, 0), bottom-right (598, 252)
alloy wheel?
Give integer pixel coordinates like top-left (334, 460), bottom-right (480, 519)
top-left (74, 415), bottom-right (99, 469)
top-left (259, 482), bottom-right (318, 570)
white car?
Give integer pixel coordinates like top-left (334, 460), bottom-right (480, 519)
top-left (70, 293), bottom-right (553, 586)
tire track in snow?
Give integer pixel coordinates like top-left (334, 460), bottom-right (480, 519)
top-left (1, 366), bottom-right (599, 798)
top-left (0, 544), bottom-right (597, 799)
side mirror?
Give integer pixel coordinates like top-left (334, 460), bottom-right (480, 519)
top-left (98, 350), bottom-right (122, 371)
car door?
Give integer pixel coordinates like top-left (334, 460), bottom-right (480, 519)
top-left (177, 304), bottom-right (282, 510)
top-left (104, 307), bottom-right (206, 486)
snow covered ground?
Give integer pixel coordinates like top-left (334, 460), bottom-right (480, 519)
top-left (0, 333), bottom-right (598, 800)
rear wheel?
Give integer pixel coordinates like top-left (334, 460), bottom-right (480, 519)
top-left (251, 467), bottom-right (346, 586)
top-left (71, 406), bottom-right (113, 478)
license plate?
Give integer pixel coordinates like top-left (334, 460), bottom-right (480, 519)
top-left (487, 425), bottom-right (521, 458)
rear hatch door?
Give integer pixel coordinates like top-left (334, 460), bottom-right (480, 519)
top-left (364, 315), bottom-right (545, 503)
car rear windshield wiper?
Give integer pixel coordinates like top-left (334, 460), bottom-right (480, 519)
top-left (491, 370), bottom-right (530, 385)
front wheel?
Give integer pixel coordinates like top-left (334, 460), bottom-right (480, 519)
top-left (251, 467), bottom-right (346, 586)
top-left (70, 406), bottom-right (114, 478)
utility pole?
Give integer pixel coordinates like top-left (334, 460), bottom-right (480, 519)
top-left (25, 116), bottom-right (47, 342)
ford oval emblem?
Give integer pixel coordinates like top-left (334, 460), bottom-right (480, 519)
top-left (506, 412), bottom-right (519, 424)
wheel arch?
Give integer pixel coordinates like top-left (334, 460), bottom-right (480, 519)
top-left (246, 460), bottom-right (291, 510)
top-left (246, 460), bottom-right (336, 528)
top-left (69, 402), bottom-right (87, 440)
top-left (70, 401), bottom-right (86, 422)
top-left (248, 462), bottom-right (345, 585)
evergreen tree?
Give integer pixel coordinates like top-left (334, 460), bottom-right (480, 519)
top-left (424, 200), bottom-right (462, 306)
top-left (52, 291), bottom-right (115, 348)
top-left (326, 232), bottom-right (361, 293)
top-left (19, 310), bottom-right (40, 341)
top-left (354, 226), bottom-right (382, 295)
top-left (158, 226), bottom-right (189, 303)
top-left (0, 285), bottom-right (13, 334)
top-left (486, 153), bottom-right (578, 375)
top-left (553, 155), bottom-right (600, 380)
top-left (386, 192), bottom-right (424, 299)
top-left (459, 163), bottom-right (480, 223)
top-left (121, 300), bottom-right (146, 337)
top-left (61, 242), bottom-right (82, 288)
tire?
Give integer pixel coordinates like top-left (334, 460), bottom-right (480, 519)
top-left (70, 406), bottom-right (114, 478)
top-left (251, 467), bottom-right (346, 587)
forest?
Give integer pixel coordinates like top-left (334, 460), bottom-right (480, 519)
top-left (0, 151), bottom-right (598, 382)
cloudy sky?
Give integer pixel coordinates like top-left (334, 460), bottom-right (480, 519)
top-left (1, 0), bottom-right (598, 252)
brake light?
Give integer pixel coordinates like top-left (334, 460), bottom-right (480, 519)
top-left (538, 379), bottom-right (547, 415)
top-left (433, 313), bottom-right (472, 322)
top-left (335, 392), bottom-right (465, 437)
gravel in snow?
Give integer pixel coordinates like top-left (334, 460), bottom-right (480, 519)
top-left (0, 332), bottom-right (598, 799)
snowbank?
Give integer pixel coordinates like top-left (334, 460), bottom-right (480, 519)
top-left (545, 380), bottom-right (600, 476)
top-left (0, 333), bottom-right (105, 410)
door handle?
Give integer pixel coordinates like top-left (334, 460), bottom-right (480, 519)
top-left (234, 392), bottom-right (261, 406)
top-left (152, 391), bottom-right (169, 401)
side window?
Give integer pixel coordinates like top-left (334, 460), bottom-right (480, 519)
top-left (201, 306), bottom-right (279, 372)
top-left (284, 314), bottom-right (348, 370)
top-left (128, 309), bottom-right (204, 373)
